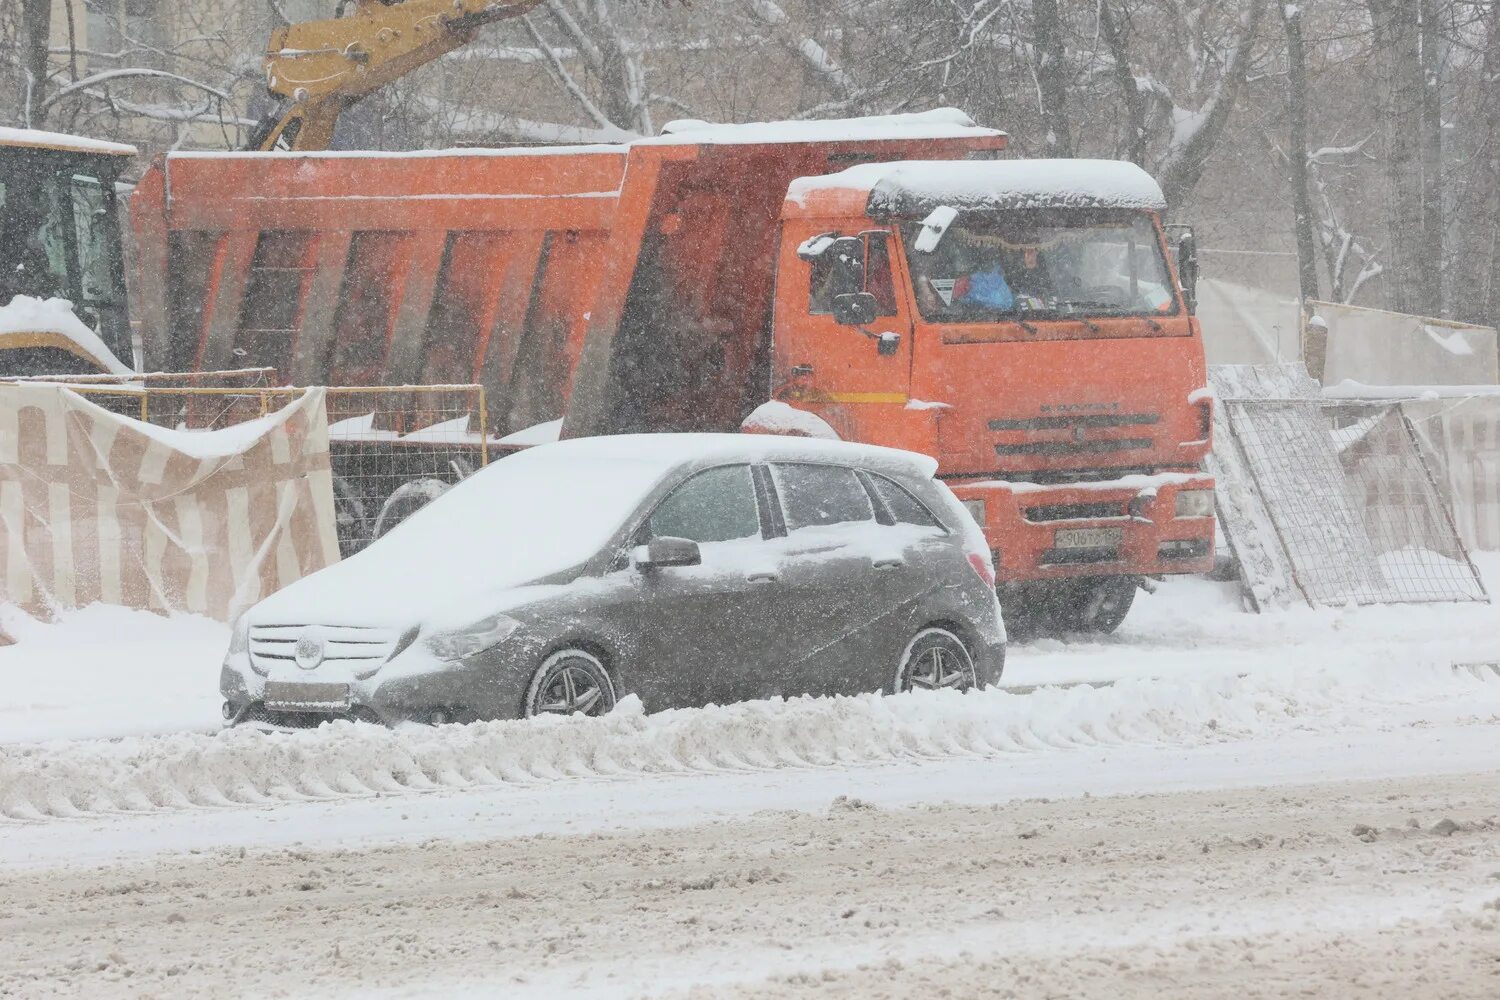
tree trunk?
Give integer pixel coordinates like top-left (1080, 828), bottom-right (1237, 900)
top-left (1098, 0), bottom-right (1147, 166)
top-left (19, 0), bottom-right (51, 127)
top-left (1418, 0), bottom-right (1445, 316)
top-left (1281, 2), bottom-right (1321, 305)
top-left (1032, 0), bottom-right (1073, 156)
top-left (1486, 0), bottom-right (1500, 328)
top-left (1369, 0), bottom-right (1429, 315)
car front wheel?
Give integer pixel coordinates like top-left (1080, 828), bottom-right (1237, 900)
top-left (524, 649), bottom-right (617, 718)
top-left (895, 628), bottom-right (977, 695)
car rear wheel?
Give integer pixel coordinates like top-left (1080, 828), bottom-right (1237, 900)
top-left (524, 649), bottom-right (617, 718)
top-left (896, 628), bottom-right (977, 694)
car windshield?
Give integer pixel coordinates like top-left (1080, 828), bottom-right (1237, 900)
top-left (903, 211), bottom-right (1176, 324)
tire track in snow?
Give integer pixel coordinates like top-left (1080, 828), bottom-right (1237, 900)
top-left (3, 662), bottom-right (1498, 822)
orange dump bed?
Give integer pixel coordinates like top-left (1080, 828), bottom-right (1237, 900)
top-left (131, 116), bottom-right (1006, 439)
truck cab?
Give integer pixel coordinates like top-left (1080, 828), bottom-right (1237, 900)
top-left (773, 160), bottom-right (1215, 632)
top-left (0, 127), bottom-right (135, 376)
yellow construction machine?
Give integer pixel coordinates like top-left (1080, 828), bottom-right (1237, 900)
top-left (248, 0), bottom-right (552, 151)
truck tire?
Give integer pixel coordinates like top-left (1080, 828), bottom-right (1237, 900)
top-left (1053, 576), bottom-right (1137, 634)
top-left (371, 478), bottom-right (449, 542)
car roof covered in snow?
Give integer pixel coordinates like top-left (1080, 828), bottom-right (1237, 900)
top-left (0, 126), bottom-right (136, 157)
top-left (524, 433), bottom-right (940, 479)
top-left (786, 158), bottom-right (1168, 219)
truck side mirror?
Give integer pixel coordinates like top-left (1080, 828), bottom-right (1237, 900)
top-left (1177, 230), bottom-right (1199, 315)
top-left (832, 292), bottom-right (878, 327)
top-left (826, 236), bottom-right (866, 299)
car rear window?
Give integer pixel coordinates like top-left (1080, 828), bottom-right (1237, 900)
top-left (772, 464), bottom-right (875, 530)
top-left (647, 464), bottom-right (762, 543)
top-left (864, 473), bottom-right (942, 528)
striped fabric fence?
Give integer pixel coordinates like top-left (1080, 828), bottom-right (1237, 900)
top-left (0, 382), bottom-right (340, 622)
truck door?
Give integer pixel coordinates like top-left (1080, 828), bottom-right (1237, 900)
top-left (773, 228), bottom-right (913, 422)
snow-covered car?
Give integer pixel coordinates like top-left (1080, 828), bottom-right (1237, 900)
top-left (220, 434), bottom-right (1005, 726)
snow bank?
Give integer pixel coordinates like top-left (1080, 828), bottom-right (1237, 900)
top-left (0, 296), bottom-right (132, 375)
top-left (4, 660), bottom-right (1497, 822)
top-left (0, 604), bottom-right (228, 743)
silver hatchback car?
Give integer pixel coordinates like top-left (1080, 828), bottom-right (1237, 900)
top-left (221, 434), bottom-right (1006, 726)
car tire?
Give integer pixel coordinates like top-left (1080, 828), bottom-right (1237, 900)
top-left (895, 628), bottom-right (977, 694)
top-left (524, 649), bottom-right (618, 718)
top-left (1055, 577), bottom-right (1137, 634)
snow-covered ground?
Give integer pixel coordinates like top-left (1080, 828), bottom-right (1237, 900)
top-left (2, 560), bottom-right (1499, 996)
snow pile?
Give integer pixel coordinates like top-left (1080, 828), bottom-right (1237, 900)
top-left (0, 604), bottom-right (228, 743)
top-left (0, 296), bottom-right (132, 374)
top-left (741, 401), bottom-right (840, 440)
top-left (4, 661), bottom-right (1496, 822)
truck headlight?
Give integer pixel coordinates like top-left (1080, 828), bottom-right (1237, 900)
top-left (1174, 489), bottom-right (1215, 518)
top-left (424, 614), bottom-right (521, 662)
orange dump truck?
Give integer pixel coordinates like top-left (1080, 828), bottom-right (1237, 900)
top-left (130, 110), bottom-right (1215, 634)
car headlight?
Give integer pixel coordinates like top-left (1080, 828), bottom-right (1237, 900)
top-left (1174, 489), bottom-right (1215, 518)
top-left (424, 614), bottom-right (521, 662)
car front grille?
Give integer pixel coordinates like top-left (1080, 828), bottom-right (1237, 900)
top-left (249, 624), bottom-right (401, 673)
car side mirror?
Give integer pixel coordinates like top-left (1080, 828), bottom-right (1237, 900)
top-left (633, 536), bottom-right (701, 570)
top-left (833, 292), bottom-right (878, 327)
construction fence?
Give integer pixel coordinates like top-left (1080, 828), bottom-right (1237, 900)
top-left (1209, 365), bottom-right (1489, 610)
top-left (0, 377), bottom-right (493, 621)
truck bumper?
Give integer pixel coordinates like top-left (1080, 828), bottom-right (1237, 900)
top-left (950, 473), bottom-right (1216, 583)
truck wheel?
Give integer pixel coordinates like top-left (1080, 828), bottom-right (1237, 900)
top-left (371, 478), bottom-right (449, 541)
top-left (1055, 577), bottom-right (1138, 634)
top-left (331, 475), bottom-right (371, 557)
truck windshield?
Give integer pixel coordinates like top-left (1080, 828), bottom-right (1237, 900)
top-left (0, 158), bottom-right (125, 335)
top-left (903, 212), bottom-right (1176, 324)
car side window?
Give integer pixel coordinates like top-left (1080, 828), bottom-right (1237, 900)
top-left (771, 464), bottom-right (875, 531)
top-left (646, 465), bottom-right (762, 544)
top-left (864, 473), bottom-right (943, 529)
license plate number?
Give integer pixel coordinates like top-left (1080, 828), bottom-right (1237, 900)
top-left (1055, 527), bottom-right (1123, 549)
top-left (264, 681), bottom-right (350, 712)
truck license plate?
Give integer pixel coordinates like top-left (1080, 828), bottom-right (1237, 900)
top-left (264, 681), bottom-right (350, 712)
top-left (1055, 527), bottom-right (1123, 549)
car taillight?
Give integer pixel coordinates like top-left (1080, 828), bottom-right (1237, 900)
top-left (967, 551), bottom-right (996, 588)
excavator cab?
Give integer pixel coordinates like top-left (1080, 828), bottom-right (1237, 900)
top-left (0, 129), bottom-right (134, 375)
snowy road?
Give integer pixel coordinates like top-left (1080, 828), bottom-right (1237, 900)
top-left (4, 765), bottom-right (1499, 999)
top-left (4, 567), bottom-right (1500, 996)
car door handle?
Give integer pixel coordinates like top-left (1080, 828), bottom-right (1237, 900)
top-left (747, 572), bottom-right (779, 584)
top-left (872, 558), bottom-right (905, 570)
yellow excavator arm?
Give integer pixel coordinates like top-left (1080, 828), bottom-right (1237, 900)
top-left (249, 0), bottom-right (549, 151)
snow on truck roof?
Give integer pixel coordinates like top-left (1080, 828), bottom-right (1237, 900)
top-left (788, 158), bottom-right (1168, 216)
top-left (0, 126), bottom-right (136, 157)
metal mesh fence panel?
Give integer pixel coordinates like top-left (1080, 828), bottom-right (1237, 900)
top-left (265, 386), bottom-right (490, 557)
top-left (1326, 402), bottom-right (1487, 602)
top-left (1223, 399), bottom-right (1485, 606)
